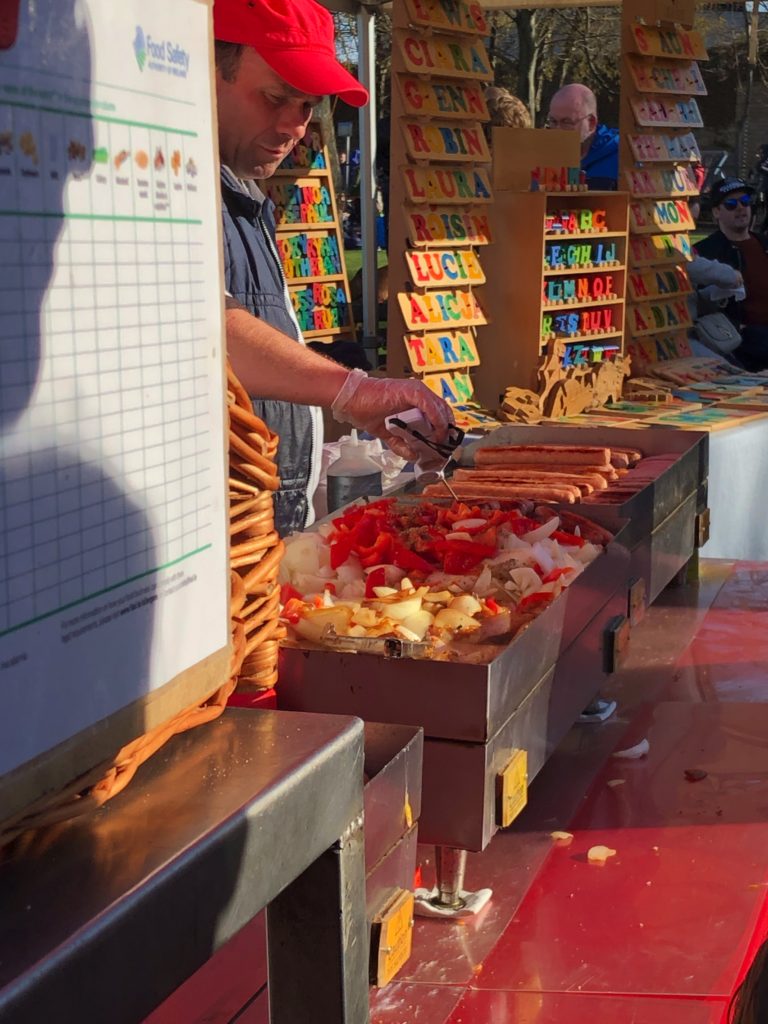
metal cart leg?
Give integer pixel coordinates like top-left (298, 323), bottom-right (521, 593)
top-left (435, 846), bottom-right (468, 909)
top-left (267, 814), bottom-right (369, 1024)
top-left (414, 846), bottom-right (492, 920)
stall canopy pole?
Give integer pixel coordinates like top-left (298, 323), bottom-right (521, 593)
top-left (357, 4), bottom-right (379, 363)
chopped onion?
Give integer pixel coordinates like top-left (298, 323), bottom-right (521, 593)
top-left (452, 518), bottom-right (487, 531)
top-left (445, 531), bottom-right (473, 542)
top-left (588, 845), bottom-right (617, 865)
top-left (612, 738), bottom-right (649, 760)
top-left (522, 517), bottom-right (560, 545)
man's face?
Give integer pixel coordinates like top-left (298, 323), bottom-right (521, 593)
top-left (216, 49), bottom-right (321, 179)
top-left (713, 192), bottom-right (753, 239)
top-left (546, 95), bottom-right (596, 144)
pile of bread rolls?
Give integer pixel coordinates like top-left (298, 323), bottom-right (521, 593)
top-left (422, 443), bottom-right (657, 505)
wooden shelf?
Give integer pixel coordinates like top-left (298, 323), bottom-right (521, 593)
top-left (544, 190), bottom-right (620, 198)
top-left (544, 264), bottom-right (626, 276)
top-left (540, 330), bottom-right (624, 347)
top-left (275, 221), bottom-right (339, 232)
top-left (286, 273), bottom-right (346, 286)
top-left (543, 296), bottom-right (625, 312)
top-left (544, 230), bottom-right (626, 240)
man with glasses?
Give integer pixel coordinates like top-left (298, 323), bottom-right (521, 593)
top-left (545, 84), bottom-right (618, 191)
top-left (696, 178), bottom-right (768, 371)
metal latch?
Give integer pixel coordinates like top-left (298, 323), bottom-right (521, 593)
top-left (695, 508), bottom-right (711, 548)
top-left (628, 577), bottom-right (646, 626)
top-left (604, 614), bottom-right (630, 674)
top-left (370, 889), bottom-right (415, 987)
top-left (496, 748), bottom-right (528, 828)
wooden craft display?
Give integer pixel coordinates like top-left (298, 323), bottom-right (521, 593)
top-left (387, 0), bottom-right (495, 429)
top-left (476, 170), bottom-right (631, 419)
top-left (264, 124), bottom-right (356, 343)
top-left (619, 0), bottom-right (707, 374)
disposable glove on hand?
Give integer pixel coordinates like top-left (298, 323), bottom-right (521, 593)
top-left (331, 369), bottom-right (455, 461)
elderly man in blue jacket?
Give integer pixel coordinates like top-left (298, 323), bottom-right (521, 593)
top-left (546, 84), bottom-right (619, 191)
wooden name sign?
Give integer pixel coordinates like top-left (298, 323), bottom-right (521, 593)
top-left (396, 30), bottom-right (493, 81)
top-left (405, 329), bottom-right (480, 371)
top-left (628, 131), bottom-right (701, 163)
top-left (276, 231), bottom-right (343, 281)
top-left (405, 248), bottom-right (485, 287)
top-left (627, 266), bottom-right (692, 301)
top-left (398, 288), bottom-right (487, 329)
top-left (266, 181), bottom-right (334, 225)
top-left (398, 75), bottom-right (488, 121)
top-left (629, 199), bottom-right (695, 233)
top-left (406, 207), bottom-right (492, 246)
top-left (627, 331), bottom-right (693, 369)
top-left (630, 24), bottom-right (708, 60)
top-left (630, 232), bottom-right (693, 266)
top-left (545, 208), bottom-right (609, 234)
top-left (290, 282), bottom-right (350, 333)
top-left (404, 0), bottom-right (488, 35)
top-left (545, 239), bottom-right (619, 269)
top-left (630, 96), bottom-right (703, 129)
top-left (562, 341), bottom-right (621, 367)
top-left (542, 306), bottom-right (617, 338)
top-left (628, 298), bottom-right (692, 337)
top-left (625, 165), bottom-right (699, 198)
top-left (404, 166), bottom-right (493, 204)
top-left (628, 55), bottom-right (706, 96)
top-left (423, 370), bottom-right (475, 404)
top-left (543, 273), bottom-right (618, 305)
top-left (532, 165), bottom-right (585, 192)
top-left (401, 120), bottom-right (491, 163)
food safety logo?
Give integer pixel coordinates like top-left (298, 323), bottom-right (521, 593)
top-left (133, 26), bottom-right (147, 72)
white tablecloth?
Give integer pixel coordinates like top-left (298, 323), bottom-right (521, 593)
top-left (702, 417), bottom-right (768, 560)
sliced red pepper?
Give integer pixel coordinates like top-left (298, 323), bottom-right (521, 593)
top-left (518, 592), bottom-right (553, 612)
top-left (281, 597), bottom-right (306, 624)
top-left (329, 533), bottom-right (355, 569)
top-left (364, 566), bottom-right (387, 598)
top-left (392, 544), bottom-right (434, 573)
top-left (442, 539), bottom-right (495, 575)
top-left (551, 529), bottom-right (586, 547)
top-left (280, 583), bottom-right (304, 605)
top-left (542, 567), bottom-right (573, 584)
top-left (357, 533), bottom-right (394, 568)
top-left (324, 582), bottom-right (337, 594)
top-left (484, 597), bottom-right (502, 614)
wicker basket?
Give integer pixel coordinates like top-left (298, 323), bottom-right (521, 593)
top-left (226, 363), bottom-right (285, 692)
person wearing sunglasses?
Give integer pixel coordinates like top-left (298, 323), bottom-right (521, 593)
top-left (696, 178), bottom-right (768, 371)
top-left (544, 83), bottom-right (619, 191)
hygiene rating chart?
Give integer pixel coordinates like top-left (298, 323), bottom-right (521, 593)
top-left (0, 0), bottom-right (228, 777)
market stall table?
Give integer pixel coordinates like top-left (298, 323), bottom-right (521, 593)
top-left (0, 709), bottom-right (369, 1024)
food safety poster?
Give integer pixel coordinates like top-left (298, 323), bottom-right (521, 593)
top-left (0, 0), bottom-right (228, 776)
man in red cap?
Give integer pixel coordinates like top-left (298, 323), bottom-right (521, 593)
top-left (213, 0), bottom-right (453, 535)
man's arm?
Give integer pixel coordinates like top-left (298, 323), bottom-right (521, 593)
top-left (225, 300), bottom-right (455, 458)
top-left (226, 303), bottom-right (348, 407)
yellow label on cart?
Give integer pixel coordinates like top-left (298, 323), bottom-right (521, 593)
top-left (498, 749), bottom-right (528, 828)
top-left (373, 890), bottom-right (415, 987)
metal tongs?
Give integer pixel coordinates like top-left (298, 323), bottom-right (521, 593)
top-left (322, 626), bottom-right (432, 659)
top-left (385, 411), bottom-right (465, 501)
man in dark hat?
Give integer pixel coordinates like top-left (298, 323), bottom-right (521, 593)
top-left (696, 178), bottom-right (768, 371)
top-left (213, 0), bottom-right (453, 534)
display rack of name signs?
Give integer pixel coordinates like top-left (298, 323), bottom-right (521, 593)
top-left (619, 0), bottom-right (707, 375)
top-left (264, 124), bottom-right (356, 343)
top-left (386, 0), bottom-right (497, 429)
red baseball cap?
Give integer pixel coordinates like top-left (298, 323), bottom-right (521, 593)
top-left (214, 0), bottom-right (369, 108)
